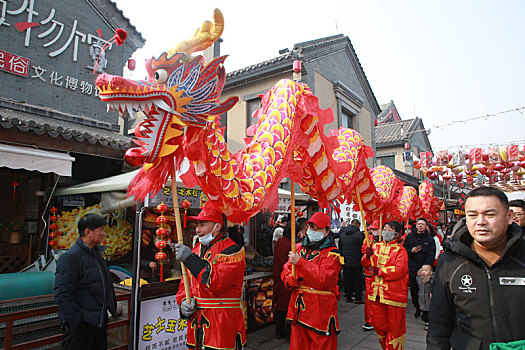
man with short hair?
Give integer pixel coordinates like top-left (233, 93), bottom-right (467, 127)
top-left (282, 212), bottom-right (343, 350)
top-left (427, 187), bottom-right (525, 349)
top-left (174, 203), bottom-right (246, 350)
top-left (403, 217), bottom-right (435, 318)
top-left (55, 213), bottom-right (117, 350)
top-left (509, 199), bottom-right (525, 235)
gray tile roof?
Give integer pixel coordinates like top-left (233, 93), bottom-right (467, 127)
top-left (0, 98), bottom-right (132, 151)
top-left (375, 118), bottom-right (417, 145)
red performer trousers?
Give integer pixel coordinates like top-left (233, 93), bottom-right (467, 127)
top-left (369, 301), bottom-right (406, 350)
top-left (364, 276), bottom-right (372, 324)
top-left (289, 322), bottom-right (337, 350)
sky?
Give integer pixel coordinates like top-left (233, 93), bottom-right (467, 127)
top-left (113, 0), bottom-right (525, 152)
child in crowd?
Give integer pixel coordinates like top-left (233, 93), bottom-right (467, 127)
top-left (416, 264), bottom-right (434, 330)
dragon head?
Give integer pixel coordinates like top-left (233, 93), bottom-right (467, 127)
top-left (95, 9), bottom-right (238, 199)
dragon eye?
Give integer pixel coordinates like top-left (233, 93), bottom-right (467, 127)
top-left (154, 69), bottom-right (168, 84)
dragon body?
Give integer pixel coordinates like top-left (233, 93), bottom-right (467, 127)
top-left (95, 9), bottom-right (433, 223)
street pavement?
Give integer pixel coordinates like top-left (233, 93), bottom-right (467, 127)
top-left (246, 297), bottom-right (428, 349)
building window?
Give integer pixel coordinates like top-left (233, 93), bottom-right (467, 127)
top-left (246, 97), bottom-right (261, 129)
top-left (341, 108), bottom-right (355, 129)
top-left (379, 155), bottom-right (396, 170)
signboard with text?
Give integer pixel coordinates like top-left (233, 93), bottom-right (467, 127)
top-left (139, 295), bottom-right (188, 350)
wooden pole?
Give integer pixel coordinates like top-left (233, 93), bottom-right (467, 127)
top-left (379, 213), bottom-right (383, 241)
top-left (290, 180), bottom-right (296, 277)
top-left (170, 167), bottom-right (191, 302)
top-left (354, 189), bottom-right (370, 247)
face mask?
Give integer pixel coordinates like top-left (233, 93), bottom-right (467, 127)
top-left (199, 224), bottom-right (218, 245)
top-left (306, 228), bottom-right (325, 242)
top-left (382, 230), bottom-right (396, 242)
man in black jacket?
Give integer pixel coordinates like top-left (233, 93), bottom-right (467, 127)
top-left (55, 213), bottom-right (117, 350)
top-left (403, 217), bottom-right (435, 318)
top-left (338, 219), bottom-right (365, 303)
top-left (427, 186), bottom-right (525, 350)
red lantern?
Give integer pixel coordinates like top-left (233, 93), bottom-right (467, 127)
top-left (155, 252), bottom-right (167, 261)
top-left (49, 223), bottom-right (58, 230)
top-left (180, 199), bottom-right (191, 228)
top-left (155, 240), bottom-right (167, 250)
top-left (49, 231), bottom-right (57, 238)
top-left (156, 227), bottom-right (168, 237)
top-left (50, 207), bottom-right (58, 214)
top-left (404, 142), bottom-right (410, 150)
top-left (124, 148), bottom-right (146, 167)
top-left (156, 216), bottom-right (167, 224)
top-left (50, 215), bottom-right (58, 222)
top-left (48, 240), bottom-right (57, 247)
top-left (297, 211), bottom-right (304, 217)
top-left (157, 202), bottom-right (168, 213)
top-left (127, 58), bottom-right (136, 71)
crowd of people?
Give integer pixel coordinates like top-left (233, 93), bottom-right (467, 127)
top-left (53, 186), bottom-right (525, 349)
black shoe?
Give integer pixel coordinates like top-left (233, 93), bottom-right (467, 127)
top-left (414, 309), bottom-right (421, 319)
top-left (362, 322), bottom-right (374, 331)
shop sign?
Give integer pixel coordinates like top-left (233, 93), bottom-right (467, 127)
top-left (0, 50), bottom-right (29, 76)
top-left (139, 295), bottom-right (187, 349)
top-left (148, 187), bottom-right (206, 209)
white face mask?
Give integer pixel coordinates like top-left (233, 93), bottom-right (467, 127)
top-left (306, 228), bottom-right (325, 242)
top-left (199, 223), bottom-right (218, 245)
top-left (382, 230), bottom-right (396, 242)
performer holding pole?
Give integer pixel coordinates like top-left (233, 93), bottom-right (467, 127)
top-left (282, 211), bottom-right (343, 349)
top-left (174, 202), bottom-right (246, 350)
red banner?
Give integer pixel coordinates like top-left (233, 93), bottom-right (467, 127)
top-left (0, 50), bottom-right (30, 77)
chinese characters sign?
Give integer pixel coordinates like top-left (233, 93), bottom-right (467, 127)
top-left (147, 187), bottom-right (207, 209)
top-left (139, 295), bottom-right (188, 350)
top-left (0, 50), bottom-right (29, 76)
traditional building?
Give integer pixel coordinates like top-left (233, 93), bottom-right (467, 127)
top-left (0, 0), bottom-right (144, 272)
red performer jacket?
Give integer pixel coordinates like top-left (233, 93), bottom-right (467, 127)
top-left (361, 239), bottom-right (409, 308)
top-left (281, 236), bottom-right (343, 336)
top-left (176, 234), bottom-right (246, 349)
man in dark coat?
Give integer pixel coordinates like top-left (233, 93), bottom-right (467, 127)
top-left (427, 186), bottom-right (525, 350)
top-left (54, 213), bottom-right (117, 350)
top-left (338, 219), bottom-right (365, 303)
top-left (403, 217), bottom-right (435, 318)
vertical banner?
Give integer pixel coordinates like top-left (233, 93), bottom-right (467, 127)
top-left (139, 295), bottom-right (188, 349)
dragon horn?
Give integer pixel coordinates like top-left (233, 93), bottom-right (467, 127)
top-left (167, 8), bottom-right (224, 57)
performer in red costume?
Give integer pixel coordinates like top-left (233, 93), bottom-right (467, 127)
top-left (174, 203), bottom-right (246, 350)
top-left (361, 220), bottom-right (381, 331)
top-left (281, 212), bottom-right (343, 350)
top-left (362, 221), bottom-right (408, 350)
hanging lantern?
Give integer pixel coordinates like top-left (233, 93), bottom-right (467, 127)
top-left (11, 178), bottom-right (19, 201)
top-left (48, 207), bottom-right (59, 248)
top-left (180, 199), bottom-right (191, 228)
top-left (154, 202), bottom-right (168, 282)
top-left (297, 211), bottom-right (304, 217)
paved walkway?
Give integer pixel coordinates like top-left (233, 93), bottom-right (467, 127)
top-left (246, 297), bottom-right (428, 349)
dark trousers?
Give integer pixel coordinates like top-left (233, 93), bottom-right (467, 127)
top-left (422, 311), bottom-right (429, 323)
top-left (275, 310), bottom-right (291, 338)
top-left (343, 266), bottom-right (364, 301)
top-left (409, 274), bottom-right (420, 310)
top-left (62, 322), bottom-right (107, 350)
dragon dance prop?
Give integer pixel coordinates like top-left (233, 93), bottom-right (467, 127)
top-left (95, 9), bottom-right (440, 251)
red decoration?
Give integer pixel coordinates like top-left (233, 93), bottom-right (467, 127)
top-left (11, 180), bottom-right (19, 200)
top-left (156, 227), bottom-right (168, 237)
top-left (50, 215), bottom-right (58, 222)
top-left (157, 203), bottom-right (168, 213)
top-left (297, 211), bottom-right (304, 217)
top-left (155, 252), bottom-right (167, 261)
top-left (469, 148), bottom-right (483, 164)
top-left (124, 148), bottom-right (146, 167)
top-left (156, 216), bottom-right (168, 224)
top-left (48, 240), bottom-right (57, 247)
top-left (127, 59), bottom-right (136, 71)
top-left (50, 207), bottom-right (58, 214)
top-left (180, 199), bottom-right (191, 228)
top-left (155, 240), bottom-right (167, 249)
top-left (49, 223), bottom-right (58, 230)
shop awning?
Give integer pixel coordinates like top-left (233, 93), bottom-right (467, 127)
top-left (0, 143), bottom-right (75, 176)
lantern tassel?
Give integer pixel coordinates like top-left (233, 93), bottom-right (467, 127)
top-left (183, 209), bottom-right (187, 228)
